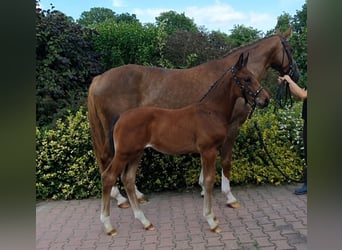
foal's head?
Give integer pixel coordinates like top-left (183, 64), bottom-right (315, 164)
top-left (232, 53), bottom-right (270, 108)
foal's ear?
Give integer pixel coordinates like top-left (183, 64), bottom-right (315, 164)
top-left (243, 52), bottom-right (249, 67)
top-left (235, 53), bottom-right (244, 70)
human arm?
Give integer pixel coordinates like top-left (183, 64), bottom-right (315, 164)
top-left (277, 75), bottom-right (307, 100)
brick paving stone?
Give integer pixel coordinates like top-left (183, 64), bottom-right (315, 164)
top-left (36, 184), bottom-right (307, 249)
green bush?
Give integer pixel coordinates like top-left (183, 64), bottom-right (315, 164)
top-left (36, 102), bottom-right (305, 200)
top-left (231, 100), bottom-right (304, 185)
top-left (36, 107), bottom-right (100, 200)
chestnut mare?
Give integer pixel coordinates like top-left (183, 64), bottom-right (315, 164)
top-left (88, 28), bottom-right (300, 209)
top-left (100, 53), bottom-right (270, 235)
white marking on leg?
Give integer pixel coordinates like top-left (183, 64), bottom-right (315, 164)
top-left (133, 210), bottom-right (151, 228)
top-left (135, 185), bottom-right (144, 200)
top-left (221, 170), bottom-right (237, 204)
top-left (110, 186), bottom-right (128, 205)
top-left (100, 213), bottom-right (114, 233)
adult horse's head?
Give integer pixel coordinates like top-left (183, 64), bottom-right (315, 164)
top-left (232, 53), bottom-right (270, 109)
top-left (273, 28), bottom-right (300, 82)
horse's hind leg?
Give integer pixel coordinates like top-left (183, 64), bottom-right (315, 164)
top-left (122, 153), bottom-right (154, 231)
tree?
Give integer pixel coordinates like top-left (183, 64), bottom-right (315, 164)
top-left (163, 30), bottom-right (230, 68)
top-left (77, 7), bottom-right (116, 26)
top-left (155, 11), bottom-right (198, 35)
top-left (116, 12), bottom-right (140, 24)
top-left (36, 6), bottom-right (104, 127)
top-left (92, 21), bottom-right (160, 69)
top-left (289, 2), bottom-right (307, 87)
top-left (228, 24), bottom-right (262, 48)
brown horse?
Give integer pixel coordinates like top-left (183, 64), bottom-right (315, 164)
top-left (100, 53), bottom-right (270, 235)
top-left (88, 28), bottom-right (300, 209)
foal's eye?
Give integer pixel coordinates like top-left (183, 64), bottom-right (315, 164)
top-left (244, 77), bottom-right (251, 84)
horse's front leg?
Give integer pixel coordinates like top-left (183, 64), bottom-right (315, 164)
top-left (220, 98), bottom-right (250, 208)
top-left (220, 137), bottom-right (240, 208)
top-left (201, 150), bottom-right (221, 233)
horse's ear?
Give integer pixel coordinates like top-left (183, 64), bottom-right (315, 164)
top-left (283, 27), bottom-right (292, 38)
top-left (243, 52), bottom-right (249, 67)
top-left (235, 53), bottom-right (244, 70)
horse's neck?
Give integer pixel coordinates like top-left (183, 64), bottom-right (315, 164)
top-left (221, 36), bottom-right (279, 80)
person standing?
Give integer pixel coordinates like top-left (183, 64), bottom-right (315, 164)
top-left (278, 75), bottom-right (307, 195)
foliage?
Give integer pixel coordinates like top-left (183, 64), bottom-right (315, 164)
top-left (231, 100), bottom-right (304, 185)
top-left (155, 10), bottom-right (199, 35)
top-left (92, 20), bottom-right (160, 69)
top-left (36, 107), bottom-right (100, 200)
top-left (162, 30), bottom-right (231, 68)
top-left (228, 24), bottom-right (263, 47)
top-left (77, 7), bottom-right (140, 27)
top-left (77, 7), bottom-right (116, 26)
top-left (36, 5), bottom-right (104, 127)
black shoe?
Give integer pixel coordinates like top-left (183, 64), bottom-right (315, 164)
top-left (294, 183), bottom-right (307, 195)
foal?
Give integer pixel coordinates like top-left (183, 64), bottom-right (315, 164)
top-left (100, 53), bottom-right (269, 235)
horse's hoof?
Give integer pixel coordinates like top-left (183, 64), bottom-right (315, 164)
top-left (138, 197), bottom-right (148, 204)
top-left (227, 201), bottom-right (240, 209)
top-left (144, 224), bottom-right (155, 231)
top-left (107, 229), bottom-right (117, 236)
top-left (118, 201), bottom-right (130, 209)
top-left (211, 226), bottom-right (222, 233)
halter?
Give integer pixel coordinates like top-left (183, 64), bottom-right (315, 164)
top-left (279, 36), bottom-right (298, 79)
top-left (230, 66), bottom-right (264, 116)
top-left (276, 36), bottom-right (299, 109)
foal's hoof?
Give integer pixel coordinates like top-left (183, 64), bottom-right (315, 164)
top-left (107, 229), bottom-right (117, 236)
top-left (118, 201), bottom-right (130, 209)
top-left (227, 201), bottom-right (240, 209)
top-left (211, 226), bottom-right (222, 233)
top-left (144, 224), bottom-right (155, 231)
top-left (138, 196), bottom-right (148, 204)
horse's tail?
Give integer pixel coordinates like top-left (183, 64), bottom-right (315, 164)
top-left (88, 76), bottom-right (117, 173)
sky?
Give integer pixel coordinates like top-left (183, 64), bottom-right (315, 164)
top-left (38, 0), bottom-right (306, 34)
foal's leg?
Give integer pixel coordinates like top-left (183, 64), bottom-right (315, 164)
top-left (201, 150), bottom-right (221, 233)
top-left (121, 155), bottom-right (154, 231)
top-left (100, 157), bottom-right (127, 236)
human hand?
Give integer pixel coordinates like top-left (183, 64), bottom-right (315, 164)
top-left (277, 75), bottom-right (292, 84)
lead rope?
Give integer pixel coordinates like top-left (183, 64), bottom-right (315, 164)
top-left (253, 120), bottom-right (304, 183)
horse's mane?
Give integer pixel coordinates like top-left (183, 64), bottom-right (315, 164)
top-left (221, 34), bottom-right (278, 58)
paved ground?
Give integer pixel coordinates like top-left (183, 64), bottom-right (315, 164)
top-left (36, 184), bottom-right (307, 250)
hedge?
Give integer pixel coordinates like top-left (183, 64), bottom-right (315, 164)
top-left (36, 101), bottom-right (304, 200)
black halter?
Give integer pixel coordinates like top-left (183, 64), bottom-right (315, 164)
top-left (276, 36), bottom-right (299, 109)
top-left (279, 36), bottom-right (298, 80)
top-left (230, 66), bottom-right (264, 115)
